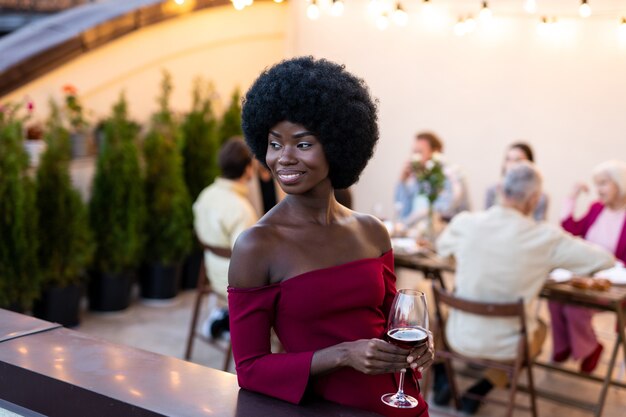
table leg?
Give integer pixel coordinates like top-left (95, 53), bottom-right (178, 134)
top-left (594, 336), bottom-right (620, 417)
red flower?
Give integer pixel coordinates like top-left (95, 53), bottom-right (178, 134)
top-left (63, 84), bottom-right (77, 95)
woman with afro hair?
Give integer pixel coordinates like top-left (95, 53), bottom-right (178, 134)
top-left (227, 56), bottom-right (433, 417)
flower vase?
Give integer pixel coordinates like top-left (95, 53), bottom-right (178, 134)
top-left (423, 205), bottom-right (437, 244)
top-left (71, 131), bottom-right (92, 159)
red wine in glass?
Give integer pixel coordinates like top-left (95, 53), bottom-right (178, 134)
top-left (387, 326), bottom-right (429, 350)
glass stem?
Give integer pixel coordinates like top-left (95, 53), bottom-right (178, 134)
top-left (397, 368), bottom-right (407, 399)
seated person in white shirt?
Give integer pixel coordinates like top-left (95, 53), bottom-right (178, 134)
top-left (193, 137), bottom-right (258, 338)
top-left (434, 161), bottom-right (613, 414)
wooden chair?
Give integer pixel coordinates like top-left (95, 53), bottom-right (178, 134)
top-left (184, 243), bottom-right (233, 372)
top-left (429, 282), bottom-right (538, 417)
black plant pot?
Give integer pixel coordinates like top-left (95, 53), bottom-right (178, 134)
top-left (33, 284), bottom-right (82, 327)
top-left (5, 302), bottom-right (25, 314)
top-left (181, 250), bottom-right (203, 289)
top-left (88, 270), bottom-right (134, 312)
top-left (139, 262), bottom-right (181, 300)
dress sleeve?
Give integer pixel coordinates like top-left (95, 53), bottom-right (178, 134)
top-left (561, 201), bottom-right (601, 237)
top-left (380, 250), bottom-right (398, 318)
top-left (228, 286), bottom-right (315, 404)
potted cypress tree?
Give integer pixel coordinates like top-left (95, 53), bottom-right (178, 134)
top-left (33, 101), bottom-right (93, 326)
top-left (141, 71), bottom-right (192, 299)
top-left (180, 78), bottom-right (220, 289)
top-left (88, 93), bottom-right (145, 311)
top-left (0, 102), bottom-right (41, 312)
top-left (217, 89), bottom-right (242, 145)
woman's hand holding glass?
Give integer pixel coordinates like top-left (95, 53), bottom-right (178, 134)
top-left (342, 333), bottom-right (433, 375)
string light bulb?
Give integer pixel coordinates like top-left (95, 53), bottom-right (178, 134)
top-left (376, 13), bottom-right (390, 30)
top-left (620, 17), bottom-right (626, 41)
top-left (392, 3), bottom-right (409, 26)
top-left (174, 0), bottom-right (185, 5)
top-left (273, 0), bottom-right (283, 3)
top-left (579, 0), bottom-right (591, 18)
top-left (232, 0), bottom-right (246, 10)
top-left (454, 17), bottom-right (466, 36)
top-left (307, 0), bottom-right (321, 20)
top-left (524, 0), bottom-right (537, 14)
top-left (479, 1), bottom-right (492, 21)
top-left (421, 0), bottom-right (433, 14)
top-left (330, 0), bottom-right (344, 16)
top-left (465, 15), bottom-right (476, 32)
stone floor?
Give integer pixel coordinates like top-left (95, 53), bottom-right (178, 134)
top-left (75, 270), bottom-right (626, 417)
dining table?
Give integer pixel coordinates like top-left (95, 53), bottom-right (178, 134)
top-left (393, 250), bottom-right (626, 417)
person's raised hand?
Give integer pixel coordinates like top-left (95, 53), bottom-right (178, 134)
top-left (400, 161), bottom-right (413, 182)
top-left (345, 339), bottom-right (411, 375)
top-left (570, 182), bottom-right (589, 199)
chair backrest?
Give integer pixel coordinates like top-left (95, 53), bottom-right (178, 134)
top-left (429, 283), bottom-right (537, 417)
top-left (431, 282), bottom-right (529, 347)
top-left (433, 284), bottom-right (525, 317)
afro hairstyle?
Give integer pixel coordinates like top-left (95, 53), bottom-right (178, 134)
top-left (241, 56), bottom-right (379, 189)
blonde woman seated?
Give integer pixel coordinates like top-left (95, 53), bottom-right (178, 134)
top-left (549, 160), bottom-right (626, 373)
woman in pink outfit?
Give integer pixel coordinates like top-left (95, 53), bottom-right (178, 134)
top-left (227, 57), bottom-right (433, 416)
top-left (549, 160), bottom-right (626, 373)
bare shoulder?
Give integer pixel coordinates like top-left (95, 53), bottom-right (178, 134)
top-left (352, 211), bottom-right (392, 254)
top-left (228, 223), bottom-right (279, 289)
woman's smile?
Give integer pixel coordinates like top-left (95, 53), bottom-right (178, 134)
top-left (276, 169), bottom-right (306, 185)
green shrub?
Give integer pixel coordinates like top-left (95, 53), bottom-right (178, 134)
top-left (217, 89), bottom-right (242, 146)
top-left (182, 78), bottom-right (219, 201)
top-left (0, 103), bottom-right (41, 309)
top-left (143, 71), bottom-right (192, 264)
top-left (36, 101), bottom-right (93, 287)
top-left (89, 93), bottom-right (145, 273)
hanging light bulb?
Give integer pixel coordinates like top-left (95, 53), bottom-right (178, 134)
top-left (524, 0), bottom-right (537, 14)
top-left (232, 0), bottom-right (246, 10)
top-left (620, 17), bottom-right (626, 40)
top-left (392, 2), bottom-right (409, 26)
top-left (579, 0), bottom-right (591, 18)
top-left (454, 17), bottom-right (466, 36)
top-left (421, 0), bottom-right (433, 14)
top-left (330, 0), bottom-right (344, 17)
top-left (376, 13), bottom-right (390, 30)
top-left (465, 15), bottom-right (476, 32)
top-left (479, 1), bottom-right (492, 21)
top-left (536, 15), bottom-right (549, 35)
top-left (174, 0), bottom-right (185, 5)
top-left (273, 0), bottom-right (283, 3)
top-left (307, 0), bottom-right (321, 20)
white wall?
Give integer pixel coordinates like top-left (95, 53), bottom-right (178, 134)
top-left (4, 3), bottom-right (288, 123)
top-left (287, 0), bottom-right (626, 222)
top-left (5, 0), bottom-right (626, 222)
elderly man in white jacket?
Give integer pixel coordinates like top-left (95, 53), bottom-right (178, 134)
top-left (435, 161), bottom-right (614, 414)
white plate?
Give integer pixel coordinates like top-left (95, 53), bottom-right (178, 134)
top-left (549, 268), bottom-right (573, 283)
top-left (391, 238), bottom-right (423, 256)
top-left (594, 266), bottom-right (626, 285)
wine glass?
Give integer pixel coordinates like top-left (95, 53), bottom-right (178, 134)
top-left (381, 289), bottom-right (429, 408)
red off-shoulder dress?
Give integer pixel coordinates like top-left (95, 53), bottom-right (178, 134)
top-left (227, 250), bottom-right (429, 417)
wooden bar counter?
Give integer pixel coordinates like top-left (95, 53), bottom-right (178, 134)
top-left (0, 309), bottom-right (381, 417)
